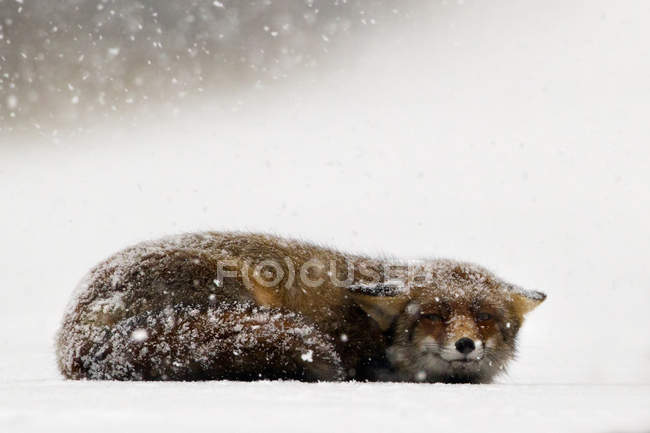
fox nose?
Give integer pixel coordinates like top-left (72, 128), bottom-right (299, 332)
top-left (455, 337), bottom-right (476, 354)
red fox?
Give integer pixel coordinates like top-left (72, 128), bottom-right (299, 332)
top-left (56, 232), bottom-right (545, 383)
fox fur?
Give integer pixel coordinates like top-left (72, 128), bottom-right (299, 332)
top-left (56, 232), bottom-right (545, 383)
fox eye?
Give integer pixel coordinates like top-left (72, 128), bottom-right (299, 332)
top-left (476, 312), bottom-right (492, 322)
top-left (421, 313), bottom-right (443, 322)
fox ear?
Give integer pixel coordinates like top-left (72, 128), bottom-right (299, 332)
top-left (348, 282), bottom-right (409, 331)
top-left (508, 285), bottom-right (547, 316)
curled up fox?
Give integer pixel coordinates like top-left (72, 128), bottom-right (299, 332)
top-left (56, 232), bottom-right (546, 383)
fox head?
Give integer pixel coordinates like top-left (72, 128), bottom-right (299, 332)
top-left (350, 261), bottom-right (546, 383)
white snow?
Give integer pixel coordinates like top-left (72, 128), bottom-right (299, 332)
top-left (130, 329), bottom-right (148, 342)
top-left (1, 0), bottom-right (650, 432)
top-left (6, 94), bottom-right (18, 109)
top-left (0, 381), bottom-right (646, 433)
top-left (301, 350), bottom-right (314, 363)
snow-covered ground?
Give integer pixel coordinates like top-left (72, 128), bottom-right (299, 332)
top-left (2, 381), bottom-right (649, 433)
top-left (1, 1), bottom-right (650, 432)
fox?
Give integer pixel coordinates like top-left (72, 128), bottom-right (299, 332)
top-left (56, 232), bottom-right (546, 383)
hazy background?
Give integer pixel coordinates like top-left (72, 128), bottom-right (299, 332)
top-left (1, 0), bottom-right (649, 390)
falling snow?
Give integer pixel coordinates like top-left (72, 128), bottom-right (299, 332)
top-left (0, 0), bottom-right (418, 133)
